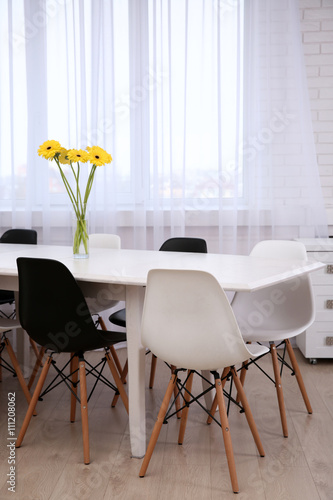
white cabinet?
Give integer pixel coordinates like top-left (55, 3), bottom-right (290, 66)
top-left (296, 238), bottom-right (333, 362)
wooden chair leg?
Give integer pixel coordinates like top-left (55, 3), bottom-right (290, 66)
top-left (28, 346), bottom-right (46, 390)
top-left (70, 354), bottom-right (79, 423)
top-left (4, 338), bottom-right (33, 407)
top-left (149, 354), bottom-right (157, 389)
top-left (105, 350), bottom-right (129, 414)
top-left (98, 316), bottom-right (126, 381)
top-left (29, 338), bottom-right (43, 366)
top-left (270, 343), bottom-right (288, 437)
top-left (79, 359), bottom-right (90, 465)
top-left (16, 356), bottom-right (53, 448)
top-left (235, 360), bottom-right (248, 403)
top-left (111, 358), bottom-right (128, 407)
top-left (139, 374), bottom-right (177, 478)
top-left (215, 374), bottom-right (239, 494)
top-left (285, 338), bottom-right (312, 414)
top-left (207, 367), bottom-right (229, 424)
top-left (230, 366), bottom-right (265, 457)
top-left (178, 370), bottom-right (194, 444)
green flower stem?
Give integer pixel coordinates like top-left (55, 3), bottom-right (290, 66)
top-left (53, 154), bottom-right (100, 256)
top-left (55, 159), bottom-right (80, 219)
top-left (84, 164), bottom-right (97, 205)
top-left (73, 216), bottom-right (89, 255)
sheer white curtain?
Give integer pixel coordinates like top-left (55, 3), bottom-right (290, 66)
top-left (0, 0), bottom-right (327, 254)
top-left (240, 0), bottom-right (328, 250)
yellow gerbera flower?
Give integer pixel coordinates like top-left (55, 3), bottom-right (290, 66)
top-left (66, 149), bottom-right (90, 163)
top-left (86, 146), bottom-right (112, 166)
top-left (57, 148), bottom-right (70, 165)
top-left (38, 140), bottom-right (62, 160)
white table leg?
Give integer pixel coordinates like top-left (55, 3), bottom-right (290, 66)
top-left (13, 291), bottom-right (31, 379)
top-left (125, 285), bottom-right (146, 458)
top-left (14, 327), bottom-right (31, 378)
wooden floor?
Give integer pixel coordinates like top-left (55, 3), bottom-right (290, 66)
top-left (0, 344), bottom-right (332, 500)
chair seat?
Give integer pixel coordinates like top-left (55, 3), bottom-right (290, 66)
top-left (109, 308), bottom-right (126, 328)
top-left (0, 290), bottom-right (15, 305)
top-left (245, 343), bottom-right (269, 358)
top-left (0, 318), bottom-right (21, 332)
top-left (242, 328), bottom-right (306, 344)
top-left (56, 328), bottom-right (126, 354)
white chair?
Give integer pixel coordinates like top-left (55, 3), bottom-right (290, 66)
top-left (138, 269), bottom-right (269, 494)
top-left (82, 233), bottom-right (121, 315)
top-left (231, 240), bottom-right (314, 438)
top-left (87, 233), bottom-right (127, 397)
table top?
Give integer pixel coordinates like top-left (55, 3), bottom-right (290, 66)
top-left (0, 243), bottom-right (324, 292)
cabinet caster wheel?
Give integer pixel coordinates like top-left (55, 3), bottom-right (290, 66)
top-left (309, 358), bottom-right (317, 365)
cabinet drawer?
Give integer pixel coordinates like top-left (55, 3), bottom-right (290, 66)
top-left (310, 266), bottom-right (333, 285)
top-left (297, 327), bottom-right (333, 358)
top-left (295, 240), bottom-right (333, 358)
top-left (312, 285), bottom-right (333, 312)
top-left (307, 251), bottom-right (333, 263)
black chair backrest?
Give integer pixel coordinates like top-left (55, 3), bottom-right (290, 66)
top-left (159, 237), bottom-right (207, 253)
top-left (0, 229), bottom-right (37, 245)
top-left (17, 258), bottom-right (97, 353)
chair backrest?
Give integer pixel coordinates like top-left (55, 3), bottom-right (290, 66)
top-left (0, 229), bottom-right (37, 245)
top-left (250, 239), bottom-right (307, 260)
top-left (83, 233), bottom-right (121, 314)
top-left (89, 233), bottom-right (121, 249)
top-left (159, 237), bottom-right (207, 253)
top-left (141, 269), bottom-right (252, 370)
top-left (231, 240), bottom-right (315, 339)
top-left (17, 257), bottom-right (97, 353)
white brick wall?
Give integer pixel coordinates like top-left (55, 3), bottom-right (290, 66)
top-left (300, 0), bottom-right (333, 226)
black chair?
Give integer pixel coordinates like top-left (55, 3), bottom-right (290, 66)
top-left (109, 237), bottom-right (208, 391)
top-left (15, 257), bottom-right (128, 465)
top-left (0, 229), bottom-right (39, 395)
top-left (0, 229), bottom-right (38, 318)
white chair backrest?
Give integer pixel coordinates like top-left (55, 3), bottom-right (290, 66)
top-left (83, 234), bottom-right (121, 314)
top-left (250, 240), bottom-right (307, 260)
top-left (89, 233), bottom-right (121, 249)
top-left (141, 269), bottom-right (253, 371)
top-left (232, 240), bottom-right (315, 338)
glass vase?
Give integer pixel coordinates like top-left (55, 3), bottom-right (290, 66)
top-left (72, 212), bottom-right (89, 259)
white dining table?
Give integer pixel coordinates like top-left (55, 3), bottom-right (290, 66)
top-left (0, 243), bottom-right (324, 458)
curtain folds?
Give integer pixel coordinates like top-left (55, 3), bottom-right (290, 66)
top-left (0, 0), bottom-right (327, 254)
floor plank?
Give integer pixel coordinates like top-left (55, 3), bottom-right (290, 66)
top-left (0, 346), bottom-right (332, 499)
